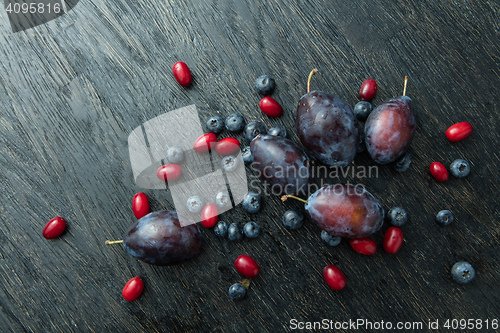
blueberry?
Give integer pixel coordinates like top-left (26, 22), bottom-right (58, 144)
top-left (228, 223), bottom-right (243, 242)
top-left (243, 222), bottom-right (260, 238)
top-left (357, 130), bottom-right (365, 153)
top-left (282, 210), bottom-right (303, 230)
top-left (254, 75), bottom-right (276, 96)
top-left (242, 146), bottom-right (253, 165)
top-left (267, 126), bottom-right (287, 138)
top-left (225, 114), bottom-right (246, 133)
top-left (222, 155), bottom-right (238, 172)
top-left (186, 195), bottom-right (204, 213)
top-left (215, 190), bottom-right (232, 209)
top-left (353, 101), bottom-right (373, 120)
top-left (228, 282), bottom-right (246, 300)
top-left (242, 191), bottom-right (261, 214)
top-left (387, 207), bottom-right (408, 226)
top-left (436, 210), bottom-right (454, 226)
top-left (166, 146), bottom-right (184, 164)
top-left (321, 230), bottom-right (342, 247)
top-left (450, 159), bottom-right (470, 178)
top-left (451, 261), bottom-right (475, 284)
top-left (214, 221), bottom-right (228, 237)
top-left (244, 121), bottom-right (267, 143)
top-left (206, 116), bottom-right (224, 134)
top-left (394, 152), bottom-right (412, 173)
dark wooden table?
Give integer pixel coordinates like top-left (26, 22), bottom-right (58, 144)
top-left (0, 0), bottom-right (499, 332)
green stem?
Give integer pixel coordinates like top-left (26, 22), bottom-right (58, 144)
top-left (105, 240), bottom-right (123, 245)
top-left (403, 76), bottom-right (408, 96)
top-left (281, 195), bottom-right (309, 204)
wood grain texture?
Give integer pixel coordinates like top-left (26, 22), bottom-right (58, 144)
top-left (0, 0), bottom-right (499, 332)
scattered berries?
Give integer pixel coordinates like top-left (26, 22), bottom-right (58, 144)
top-left (193, 133), bottom-right (217, 153)
top-left (350, 237), bottom-right (377, 255)
top-left (228, 283), bottom-right (246, 300)
top-left (42, 217), bottom-right (66, 239)
top-left (156, 164), bottom-right (182, 181)
top-left (172, 61), bottom-right (192, 87)
top-left (359, 78), bottom-right (377, 101)
top-left (451, 261), bottom-right (475, 284)
top-left (221, 155), bottom-right (239, 172)
top-left (244, 121), bottom-right (267, 143)
top-left (430, 162), bottom-right (449, 182)
top-left (383, 227), bottom-right (403, 254)
top-left (267, 126), bottom-right (287, 138)
top-left (122, 277), bottom-right (144, 302)
top-left (242, 146), bottom-right (253, 165)
top-left (436, 210), bottom-right (454, 226)
top-left (201, 203), bottom-right (218, 228)
top-left (259, 96), bottom-right (283, 117)
top-left (353, 101), bottom-right (373, 120)
top-left (387, 207), bottom-right (407, 227)
top-left (187, 195), bottom-right (204, 214)
top-left (234, 255), bottom-right (260, 278)
top-left (215, 190), bottom-right (232, 209)
top-left (394, 152), bottom-right (412, 172)
top-left (206, 116), bottom-right (224, 134)
top-left (450, 159), bottom-right (471, 178)
top-left (446, 122), bottom-right (473, 142)
top-left (323, 265), bottom-right (346, 291)
top-left (282, 210), bottom-right (303, 230)
top-left (166, 146), bottom-right (184, 164)
top-left (132, 192), bottom-right (150, 219)
top-left (225, 114), bottom-right (246, 133)
top-left (215, 137), bottom-right (240, 156)
top-left (214, 221), bottom-right (228, 237)
top-left (243, 222), bottom-right (260, 238)
top-left (255, 75), bottom-right (276, 96)
top-left (242, 191), bottom-right (262, 214)
top-left (321, 231), bottom-right (341, 247)
top-left (228, 223), bottom-right (244, 242)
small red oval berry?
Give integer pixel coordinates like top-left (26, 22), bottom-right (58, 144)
top-left (132, 192), bottom-right (150, 219)
top-left (42, 217), bottom-right (66, 239)
top-left (234, 255), bottom-right (260, 278)
top-left (445, 122), bottom-right (473, 142)
top-left (215, 137), bottom-right (240, 156)
top-left (323, 265), bottom-right (346, 291)
top-left (201, 203), bottom-right (218, 228)
top-left (430, 162), bottom-right (449, 182)
top-left (193, 133), bottom-right (217, 153)
top-left (172, 61), bottom-right (192, 87)
top-left (259, 97), bottom-right (283, 117)
top-left (122, 276), bottom-right (144, 302)
top-left (383, 227), bottom-right (403, 254)
top-left (359, 78), bottom-right (377, 101)
top-left (350, 237), bottom-right (377, 255)
top-left (156, 164), bottom-right (182, 181)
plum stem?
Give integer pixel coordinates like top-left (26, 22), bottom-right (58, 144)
top-left (239, 278), bottom-right (252, 289)
top-left (105, 240), bottom-right (123, 245)
top-left (307, 68), bottom-right (318, 93)
top-left (403, 76), bottom-right (408, 96)
top-left (281, 195), bottom-right (308, 204)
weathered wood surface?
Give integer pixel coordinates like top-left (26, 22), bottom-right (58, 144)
top-left (0, 0), bottom-right (499, 332)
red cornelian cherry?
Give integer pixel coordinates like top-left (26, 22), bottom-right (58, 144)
top-left (201, 203), bottom-right (218, 228)
top-left (172, 61), bottom-right (192, 87)
top-left (323, 265), bottom-right (346, 291)
top-left (383, 227), bottom-right (403, 254)
top-left (42, 217), bottom-right (66, 239)
top-left (445, 122), bottom-right (473, 142)
top-left (259, 96), bottom-right (283, 117)
top-left (122, 276), bottom-right (144, 302)
top-left (215, 137), bottom-right (240, 156)
top-left (132, 192), bottom-right (150, 219)
top-left (359, 78), bottom-right (377, 101)
top-left (234, 255), bottom-right (260, 278)
top-left (193, 133), bottom-right (217, 153)
top-left (430, 162), bottom-right (449, 182)
top-left (156, 164), bottom-right (182, 181)
top-left (350, 237), bottom-right (377, 255)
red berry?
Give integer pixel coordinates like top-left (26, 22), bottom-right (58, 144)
top-left (172, 61), bottom-right (192, 87)
top-left (259, 97), bottom-right (283, 117)
top-left (215, 137), bottom-right (240, 156)
top-left (349, 237), bottom-right (377, 255)
top-left (132, 192), bottom-right (150, 219)
top-left (42, 217), bottom-right (66, 239)
top-left (383, 227), bottom-right (403, 254)
top-left (234, 255), bottom-right (260, 278)
top-left (201, 203), bottom-right (218, 228)
top-left (430, 162), bottom-right (449, 182)
top-left (156, 164), bottom-right (182, 181)
top-left (323, 265), bottom-right (346, 291)
top-left (122, 276), bottom-right (144, 302)
top-left (359, 78), bottom-right (377, 101)
top-left (193, 133), bottom-right (217, 153)
top-left (445, 122), bottom-right (473, 142)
